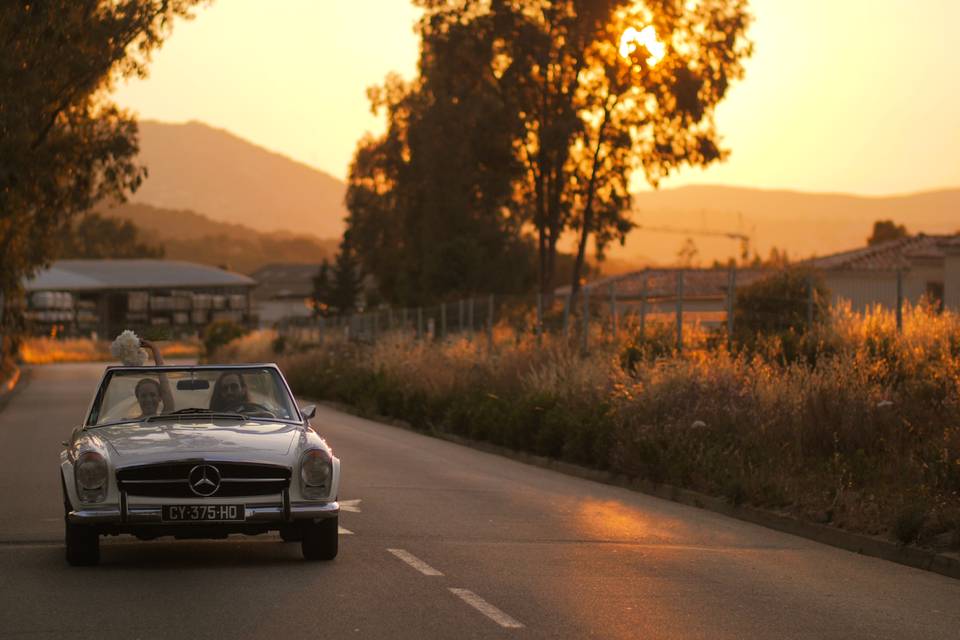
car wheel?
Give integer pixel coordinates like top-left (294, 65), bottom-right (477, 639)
top-left (62, 474), bottom-right (101, 566)
top-left (301, 516), bottom-right (338, 561)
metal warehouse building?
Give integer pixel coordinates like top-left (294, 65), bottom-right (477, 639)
top-left (23, 259), bottom-right (256, 337)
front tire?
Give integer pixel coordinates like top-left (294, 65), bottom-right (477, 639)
top-left (65, 518), bottom-right (100, 566)
top-left (63, 474), bottom-right (100, 566)
top-left (301, 517), bottom-right (338, 561)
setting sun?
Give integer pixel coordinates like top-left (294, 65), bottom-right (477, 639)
top-left (618, 25), bottom-right (665, 67)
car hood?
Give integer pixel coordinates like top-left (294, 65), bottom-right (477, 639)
top-left (92, 420), bottom-right (302, 466)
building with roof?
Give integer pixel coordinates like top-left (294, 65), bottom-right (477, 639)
top-left (23, 259), bottom-right (256, 337)
top-left (249, 263), bottom-right (321, 327)
top-left (807, 234), bottom-right (960, 311)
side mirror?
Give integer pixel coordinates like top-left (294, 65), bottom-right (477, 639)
top-left (301, 404), bottom-right (317, 420)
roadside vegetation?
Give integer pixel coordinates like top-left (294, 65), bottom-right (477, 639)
top-left (219, 302), bottom-right (960, 551)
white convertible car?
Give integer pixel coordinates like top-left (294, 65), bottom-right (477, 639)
top-left (59, 364), bottom-right (340, 566)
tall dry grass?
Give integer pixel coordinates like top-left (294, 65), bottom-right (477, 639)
top-left (19, 337), bottom-right (201, 364)
top-left (218, 305), bottom-right (960, 547)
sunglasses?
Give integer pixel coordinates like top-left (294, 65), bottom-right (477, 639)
top-left (223, 383), bottom-right (243, 393)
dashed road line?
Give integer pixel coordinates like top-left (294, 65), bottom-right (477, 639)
top-left (387, 548), bottom-right (443, 576)
top-left (338, 526), bottom-right (353, 535)
top-left (449, 588), bottom-right (524, 629)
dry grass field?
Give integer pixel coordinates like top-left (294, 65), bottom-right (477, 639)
top-left (219, 303), bottom-right (960, 549)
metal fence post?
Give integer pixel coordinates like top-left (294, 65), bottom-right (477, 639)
top-left (581, 286), bottom-right (589, 354)
top-left (675, 270), bottom-right (684, 353)
top-left (640, 271), bottom-right (647, 340)
top-left (440, 303), bottom-right (447, 339)
top-left (727, 265), bottom-right (736, 350)
top-left (487, 294), bottom-right (494, 348)
top-left (417, 307), bottom-right (423, 340)
top-left (536, 292), bottom-right (543, 347)
top-left (468, 298), bottom-right (474, 335)
top-left (610, 284), bottom-right (617, 338)
top-left (896, 268), bottom-right (903, 333)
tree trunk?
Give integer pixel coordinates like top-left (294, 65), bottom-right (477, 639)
top-left (569, 100), bottom-right (613, 309)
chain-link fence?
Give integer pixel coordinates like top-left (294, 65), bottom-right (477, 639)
top-left (277, 266), bottom-right (922, 354)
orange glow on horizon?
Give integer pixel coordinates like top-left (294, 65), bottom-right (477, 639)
top-left (618, 26), bottom-right (665, 67)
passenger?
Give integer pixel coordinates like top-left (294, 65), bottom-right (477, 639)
top-left (210, 372), bottom-right (249, 412)
top-left (135, 339), bottom-right (174, 418)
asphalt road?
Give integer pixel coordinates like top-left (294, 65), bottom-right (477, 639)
top-left (1, 362), bottom-right (958, 639)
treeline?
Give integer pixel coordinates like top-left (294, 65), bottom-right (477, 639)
top-left (345, 0), bottom-right (752, 307)
top-left (51, 206), bottom-right (339, 273)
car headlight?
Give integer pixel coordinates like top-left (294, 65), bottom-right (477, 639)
top-left (75, 450), bottom-right (108, 503)
top-left (300, 449), bottom-right (332, 499)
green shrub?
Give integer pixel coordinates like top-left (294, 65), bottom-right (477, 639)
top-left (203, 321), bottom-right (248, 358)
top-left (734, 268), bottom-right (830, 357)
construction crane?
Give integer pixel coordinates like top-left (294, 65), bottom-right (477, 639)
top-left (633, 211), bottom-right (754, 261)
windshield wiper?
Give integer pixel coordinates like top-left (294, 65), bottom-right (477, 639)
top-left (145, 410), bottom-right (245, 422)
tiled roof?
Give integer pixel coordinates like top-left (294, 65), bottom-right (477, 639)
top-left (558, 268), bottom-right (768, 299)
top-left (805, 234), bottom-right (960, 271)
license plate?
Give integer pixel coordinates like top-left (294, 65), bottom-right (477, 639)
top-left (161, 504), bottom-right (245, 522)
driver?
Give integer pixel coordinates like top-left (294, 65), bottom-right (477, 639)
top-left (210, 372), bottom-right (249, 412)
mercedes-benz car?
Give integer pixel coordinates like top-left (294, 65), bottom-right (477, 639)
top-left (59, 364), bottom-right (340, 566)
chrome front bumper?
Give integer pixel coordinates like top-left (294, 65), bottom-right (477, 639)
top-left (68, 500), bottom-right (339, 525)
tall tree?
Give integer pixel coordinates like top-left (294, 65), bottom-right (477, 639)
top-left (0, 0), bottom-right (203, 357)
top-left (867, 220), bottom-right (908, 246)
top-left (329, 234), bottom-right (363, 315)
top-left (489, 0), bottom-right (752, 301)
top-left (312, 259), bottom-right (332, 317)
top-left (346, 7), bottom-right (536, 306)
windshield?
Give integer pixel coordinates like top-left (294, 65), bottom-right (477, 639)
top-left (88, 367), bottom-right (299, 426)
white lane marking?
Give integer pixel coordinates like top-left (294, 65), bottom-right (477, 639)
top-left (387, 548), bottom-right (443, 576)
top-left (340, 499), bottom-right (362, 513)
top-left (449, 588), bottom-right (524, 629)
top-left (338, 526), bottom-right (353, 535)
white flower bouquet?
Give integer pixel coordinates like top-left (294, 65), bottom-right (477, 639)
top-left (110, 330), bottom-right (147, 366)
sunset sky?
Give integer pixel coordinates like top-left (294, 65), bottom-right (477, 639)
top-left (114, 0), bottom-right (960, 196)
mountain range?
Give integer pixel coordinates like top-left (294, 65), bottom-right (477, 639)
top-left (130, 120), bottom-right (960, 269)
top-left (133, 121), bottom-right (348, 238)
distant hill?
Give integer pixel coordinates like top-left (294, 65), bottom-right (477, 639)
top-left (132, 120), bottom-right (347, 238)
top-left (619, 185), bottom-right (960, 266)
top-left (129, 120), bottom-right (960, 268)
top-left (97, 202), bottom-right (337, 274)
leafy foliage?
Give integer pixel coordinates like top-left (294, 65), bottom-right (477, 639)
top-left (346, 11), bottom-right (536, 305)
top-left (867, 219), bottom-right (909, 246)
top-left (0, 0), bottom-right (203, 358)
top-left (202, 320), bottom-right (247, 358)
top-left (329, 234), bottom-right (363, 314)
top-left (346, 0), bottom-right (752, 305)
top-left (733, 268), bottom-right (830, 352)
top-left (311, 260), bottom-right (332, 317)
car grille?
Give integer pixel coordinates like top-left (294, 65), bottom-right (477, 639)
top-left (117, 462), bottom-right (291, 498)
